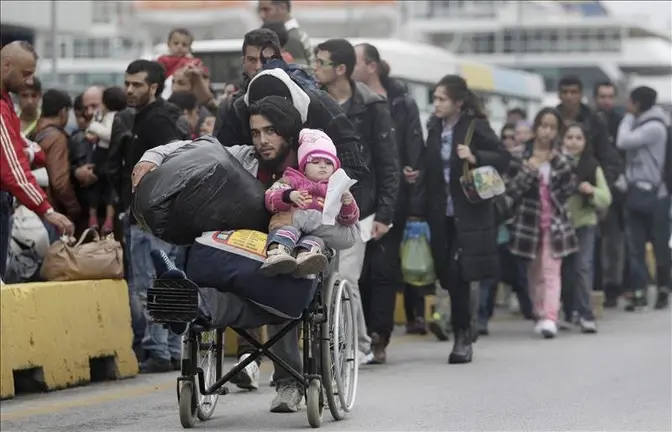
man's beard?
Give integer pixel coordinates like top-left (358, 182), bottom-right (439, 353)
top-left (258, 142), bottom-right (292, 173)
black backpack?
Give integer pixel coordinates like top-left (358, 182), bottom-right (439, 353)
top-left (640, 118), bottom-right (672, 195)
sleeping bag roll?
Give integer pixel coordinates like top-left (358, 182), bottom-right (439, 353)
top-left (132, 138), bottom-right (270, 245)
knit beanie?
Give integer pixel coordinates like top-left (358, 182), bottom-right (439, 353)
top-left (247, 74), bottom-right (292, 104)
top-left (297, 129), bottom-right (340, 173)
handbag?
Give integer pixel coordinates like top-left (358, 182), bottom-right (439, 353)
top-left (459, 120), bottom-right (506, 203)
top-left (40, 228), bottom-right (124, 281)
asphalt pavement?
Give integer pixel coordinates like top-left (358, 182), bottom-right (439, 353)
top-left (1, 306), bottom-right (670, 431)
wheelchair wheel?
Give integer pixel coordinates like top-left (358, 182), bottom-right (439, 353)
top-left (321, 275), bottom-right (359, 421)
top-left (179, 381), bottom-right (198, 428)
top-left (306, 379), bottom-right (323, 428)
top-left (196, 330), bottom-right (220, 421)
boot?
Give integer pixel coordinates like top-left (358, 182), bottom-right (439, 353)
top-left (625, 290), bottom-right (645, 312)
top-left (448, 329), bottom-right (473, 364)
top-left (654, 291), bottom-right (669, 310)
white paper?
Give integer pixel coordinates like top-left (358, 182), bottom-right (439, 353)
top-left (359, 214), bottom-right (375, 243)
top-left (322, 169), bottom-right (357, 226)
top-left (358, 214), bottom-right (393, 243)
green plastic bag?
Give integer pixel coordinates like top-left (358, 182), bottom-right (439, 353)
top-left (401, 235), bottom-right (436, 287)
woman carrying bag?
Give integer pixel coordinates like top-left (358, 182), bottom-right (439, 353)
top-left (422, 75), bottom-right (510, 364)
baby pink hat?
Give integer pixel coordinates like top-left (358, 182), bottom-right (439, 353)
top-left (297, 128), bottom-right (341, 173)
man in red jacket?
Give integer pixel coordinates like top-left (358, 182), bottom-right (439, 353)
top-left (1, 41), bottom-right (73, 278)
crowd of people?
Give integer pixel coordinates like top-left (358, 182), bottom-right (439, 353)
top-left (1, 0), bottom-right (670, 415)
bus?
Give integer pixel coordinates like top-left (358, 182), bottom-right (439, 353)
top-left (152, 37), bottom-right (546, 133)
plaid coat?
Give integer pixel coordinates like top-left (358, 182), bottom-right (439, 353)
top-left (506, 150), bottom-right (578, 260)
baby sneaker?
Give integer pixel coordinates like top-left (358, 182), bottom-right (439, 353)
top-left (259, 244), bottom-right (297, 277)
top-left (293, 246), bottom-right (328, 278)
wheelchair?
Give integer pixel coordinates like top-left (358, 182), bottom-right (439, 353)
top-left (147, 253), bottom-right (359, 429)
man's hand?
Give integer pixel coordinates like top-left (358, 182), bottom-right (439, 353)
top-left (85, 132), bottom-right (99, 143)
top-left (132, 161), bottom-right (157, 192)
top-left (44, 211), bottom-right (74, 236)
top-left (403, 166), bottom-right (420, 184)
top-left (290, 190), bottom-right (311, 209)
top-left (184, 65), bottom-right (213, 105)
top-left (75, 164), bottom-right (98, 187)
top-left (372, 221), bottom-right (390, 240)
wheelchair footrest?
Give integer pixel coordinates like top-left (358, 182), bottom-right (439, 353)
top-left (147, 278), bottom-right (199, 324)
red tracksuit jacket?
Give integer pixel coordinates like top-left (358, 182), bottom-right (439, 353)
top-left (1, 90), bottom-right (51, 215)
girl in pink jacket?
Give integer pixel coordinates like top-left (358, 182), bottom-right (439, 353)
top-left (261, 129), bottom-right (360, 278)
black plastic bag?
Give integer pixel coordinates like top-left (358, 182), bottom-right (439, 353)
top-left (132, 139), bottom-right (270, 245)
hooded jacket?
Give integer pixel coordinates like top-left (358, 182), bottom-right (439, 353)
top-left (216, 69), bottom-right (371, 216)
top-left (616, 105), bottom-right (670, 198)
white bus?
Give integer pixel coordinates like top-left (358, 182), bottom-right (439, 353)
top-left (153, 38), bottom-right (546, 133)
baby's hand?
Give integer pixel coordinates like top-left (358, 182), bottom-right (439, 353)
top-left (341, 191), bottom-right (353, 205)
top-left (290, 190), bottom-right (311, 209)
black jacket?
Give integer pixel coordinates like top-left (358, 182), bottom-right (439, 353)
top-left (423, 114), bottom-right (510, 286)
top-left (557, 103), bottom-right (623, 185)
top-left (216, 86), bottom-right (371, 216)
top-left (343, 81), bottom-right (399, 224)
top-left (106, 99), bottom-right (182, 214)
top-left (383, 78), bottom-right (425, 220)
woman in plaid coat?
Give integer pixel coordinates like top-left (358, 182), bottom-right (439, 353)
top-left (506, 108), bottom-right (578, 339)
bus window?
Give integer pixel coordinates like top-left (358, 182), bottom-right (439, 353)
top-left (194, 52), bottom-right (242, 86)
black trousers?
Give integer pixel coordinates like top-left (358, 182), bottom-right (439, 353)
top-left (359, 223), bottom-right (405, 342)
top-left (443, 217), bottom-right (472, 331)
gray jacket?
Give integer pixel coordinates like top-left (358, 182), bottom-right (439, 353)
top-left (617, 105), bottom-right (670, 198)
top-left (139, 137), bottom-right (359, 250)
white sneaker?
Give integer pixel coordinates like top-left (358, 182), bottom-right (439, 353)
top-left (229, 353), bottom-right (260, 390)
top-left (358, 350), bottom-right (373, 365)
top-left (508, 295), bottom-right (521, 314)
top-left (579, 317), bottom-right (598, 334)
top-left (533, 320), bottom-right (543, 335)
top-left (540, 319), bottom-right (557, 339)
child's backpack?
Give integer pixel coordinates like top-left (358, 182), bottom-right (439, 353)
top-left (259, 42), bottom-right (318, 92)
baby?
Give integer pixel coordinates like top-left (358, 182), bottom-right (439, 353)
top-left (85, 86), bottom-right (127, 234)
top-left (261, 129), bottom-right (360, 278)
top-left (157, 28), bottom-right (203, 99)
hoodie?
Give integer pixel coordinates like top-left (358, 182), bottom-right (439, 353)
top-left (217, 68), bottom-right (370, 213)
top-left (616, 105), bottom-right (670, 198)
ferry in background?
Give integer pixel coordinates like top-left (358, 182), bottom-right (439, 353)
top-left (400, 0), bottom-right (672, 110)
top-left (153, 37), bottom-right (545, 134)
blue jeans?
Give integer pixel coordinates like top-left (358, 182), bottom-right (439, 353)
top-left (0, 192), bottom-right (12, 280)
top-left (625, 196), bottom-right (671, 293)
top-left (561, 225), bottom-right (597, 321)
top-left (129, 224), bottom-right (184, 362)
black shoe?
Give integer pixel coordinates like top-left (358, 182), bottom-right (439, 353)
top-left (603, 295), bottom-right (618, 309)
top-left (428, 319), bottom-right (450, 342)
top-left (625, 291), bottom-right (645, 312)
top-left (369, 333), bottom-right (387, 364)
top-left (477, 321), bottom-right (489, 336)
top-left (140, 357), bottom-right (172, 374)
top-left (171, 358), bottom-right (181, 371)
top-left (448, 330), bottom-right (473, 364)
top-left (654, 291), bottom-right (669, 310)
